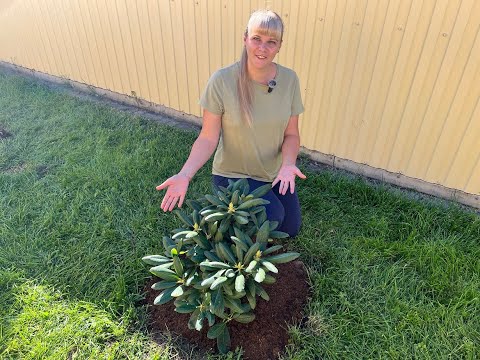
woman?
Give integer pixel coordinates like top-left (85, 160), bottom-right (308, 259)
top-left (156, 9), bottom-right (306, 237)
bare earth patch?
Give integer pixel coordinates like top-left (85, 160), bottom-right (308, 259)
top-left (2, 163), bottom-right (27, 174)
top-left (0, 126), bottom-right (13, 139)
top-left (142, 260), bottom-right (310, 360)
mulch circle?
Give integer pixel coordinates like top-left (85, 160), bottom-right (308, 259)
top-left (142, 260), bottom-right (310, 360)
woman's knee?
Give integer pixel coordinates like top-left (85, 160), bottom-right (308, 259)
top-left (265, 201), bottom-right (285, 229)
top-left (279, 219), bottom-right (301, 237)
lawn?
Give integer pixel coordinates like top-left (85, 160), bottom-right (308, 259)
top-left (0, 67), bottom-right (479, 360)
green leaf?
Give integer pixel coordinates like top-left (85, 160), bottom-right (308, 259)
top-left (206, 311), bottom-right (216, 326)
top-left (233, 312), bottom-right (255, 324)
top-left (217, 242), bottom-right (236, 264)
top-left (186, 199), bottom-right (203, 212)
top-left (172, 256), bottom-right (184, 276)
top-left (243, 242), bottom-right (260, 264)
top-left (151, 281), bottom-right (178, 290)
top-left (218, 218), bottom-right (230, 233)
top-left (263, 252), bottom-right (300, 264)
top-left (200, 209), bottom-right (217, 217)
top-left (199, 261), bottom-right (231, 269)
top-left (193, 233), bottom-right (211, 250)
top-left (263, 274), bottom-right (276, 285)
top-left (246, 290), bottom-right (256, 310)
top-left (261, 260), bottom-right (278, 273)
top-left (231, 190), bottom-right (240, 205)
top-left (214, 230), bottom-right (224, 242)
top-left (142, 255), bottom-right (171, 266)
top-left (235, 210), bottom-right (250, 217)
top-left (256, 220), bottom-right (270, 244)
top-left (207, 322), bottom-right (226, 339)
top-left (192, 210), bottom-right (201, 225)
top-left (262, 245), bottom-right (283, 256)
top-left (256, 283), bottom-right (270, 301)
top-left (175, 303), bottom-right (197, 313)
top-left (249, 206), bottom-right (263, 214)
top-left (171, 285), bottom-right (184, 297)
top-left (187, 309), bottom-right (200, 330)
top-left (232, 178), bottom-right (247, 192)
top-left (162, 236), bottom-right (175, 250)
top-left (234, 243), bottom-right (244, 262)
top-left (234, 214), bottom-right (249, 224)
top-left (223, 283), bottom-right (233, 296)
top-left (209, 220), bottom-right (219, 234)
top-left (153, 287), bottom-right (176, 305)
top-left (268, 230), bottom-right (289, 239)
top-left (185, 274), bottom-right (197, 286)
top-left (225, 269), bottom-right (235, 278)
top-left (231, 290), bottom-right (246, 299)
top-left (195, 315), bottom-right (204, 331)
top-left (245, 260), bottom-right (257, 273)
top-left (174, 209), bottom-right (194, 227)
top-left (217, 190), bottom-right (230, 204)
top-left (236, 198), bottom-right (270, 210)
top-left (235, 274), bottom-right (245, 292)
top-left (172, 230), bottom-right (192, 239)
top-left (150, 267), bottom-right (180, 282)
top-left (269, 221), bottom-right (279, 231)
top-left (233, 227), bottom-right (254, 247)
top-left (204, 251), bottom-right (222, 262)
top-left (150, 261), bottom-right (173, 270)
top-left (205, 212), bottom-right (228, 222)
top-left (211, 289), bottom-right (225, 317)
top-left (190, 249), bottom-right (206, 263)
top-left (216, 325), bottom-right (231, 354)
top-left (250, 183), bottom-right (273, 198)
top-left (210, 276), bottom-right (228, 290)
top-left (240, 181), bottom-right (250, 196)
top-left (186, 231), bottom-right (199, 239)
top-left (224, 297), bottom-right (246, 314)
top-left (205, 194), bottom-right (224, 206)
top-left (218, 185), bottom-right (230, 194)
top-left (257, 210), bottom-right (267, 226)
top-left (200, 275), bottom-right (216, 287)
top-left (246, 278), bottom-right (256, 298)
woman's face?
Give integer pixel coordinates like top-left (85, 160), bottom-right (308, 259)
top-left (244, 29), bottom-right (281, 71)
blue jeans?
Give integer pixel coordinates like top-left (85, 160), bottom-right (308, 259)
top-left (212, 175), bottom-right (302, 237)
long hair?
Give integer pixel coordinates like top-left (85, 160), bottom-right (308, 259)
top-left (237, 10), bottom-right (284, 126)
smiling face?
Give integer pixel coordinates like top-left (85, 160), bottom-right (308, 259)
top-left (243, 10), bottom-right (284, 72)
top-left (244, 30), bottom-right (281, 71)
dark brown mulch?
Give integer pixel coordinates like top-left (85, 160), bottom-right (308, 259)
top-left (142, 260), bottom-right (310, 360)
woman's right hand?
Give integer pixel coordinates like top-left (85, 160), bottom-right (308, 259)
top-left (156, 173), bottom-right (190, 212)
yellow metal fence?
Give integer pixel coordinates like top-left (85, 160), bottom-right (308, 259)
top-left (1, 0), bottom-right (479, 198)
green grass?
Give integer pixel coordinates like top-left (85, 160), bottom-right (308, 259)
top-left (0, 68), bottom-right (479, 359)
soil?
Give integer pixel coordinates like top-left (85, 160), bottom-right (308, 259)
top-left (142, 260), bottom-right (310, 360)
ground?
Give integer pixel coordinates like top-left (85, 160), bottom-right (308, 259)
top-left (143, 260), bottom-right (309, 360)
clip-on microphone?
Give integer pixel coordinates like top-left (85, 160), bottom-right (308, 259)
top-left (267, 79), bottom-right (277, 93)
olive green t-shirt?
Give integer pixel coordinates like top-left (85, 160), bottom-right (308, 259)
top-left (199, 62), bottom-right (304, 182)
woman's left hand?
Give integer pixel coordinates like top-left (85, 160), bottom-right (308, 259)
top-left (272, 164), bottom-right (306, 195)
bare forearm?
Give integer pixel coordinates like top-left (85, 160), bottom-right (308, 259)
top-left (281, 134), bottom-right (301, 166)
top-left (179, 136), bottom-right (218, 179)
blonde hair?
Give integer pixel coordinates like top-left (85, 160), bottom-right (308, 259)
top-left (237, 10), bottom-right (284, 125)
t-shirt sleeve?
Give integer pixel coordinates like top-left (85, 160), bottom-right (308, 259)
top-left (199, 71), bottom-right (224, 115)
top-left (291, 73), bottom-right (304, 116)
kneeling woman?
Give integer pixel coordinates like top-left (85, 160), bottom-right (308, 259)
top-left (156, 9), bottom-right (306, 237)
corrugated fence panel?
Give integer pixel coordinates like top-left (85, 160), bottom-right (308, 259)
top-left (0, 0), bottom-right (479, 196)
